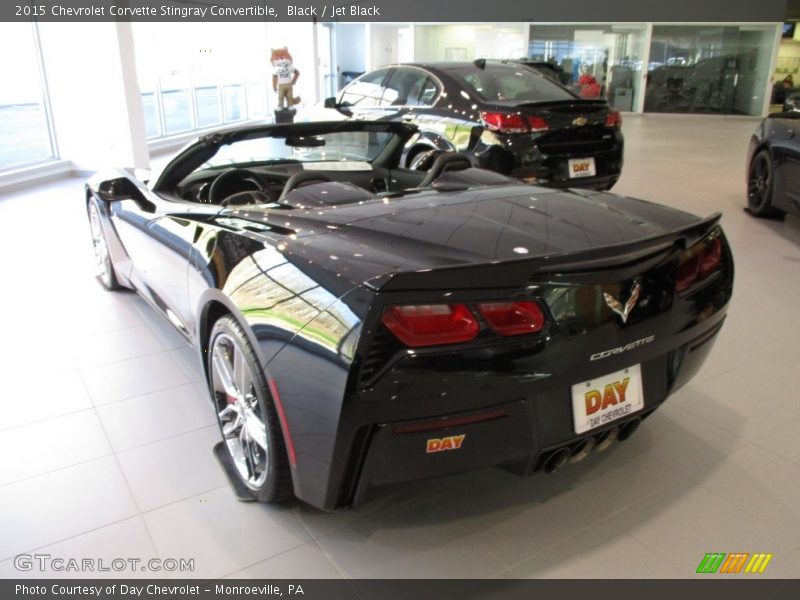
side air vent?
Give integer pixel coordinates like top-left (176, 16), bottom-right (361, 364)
top-left (359, 325), bottom-right (402, 382)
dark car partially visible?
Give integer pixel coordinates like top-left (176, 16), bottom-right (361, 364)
top-left (328, 60), bottom-right (624, 190)
top-left (746, 111), bottom-right (800, 218)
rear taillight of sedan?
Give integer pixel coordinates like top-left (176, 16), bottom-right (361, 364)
top-left (605, 111), bottom-right (622, 128)
top-left (480, 112), bottom-right (549, 134)
top-left (381, 301), bottom-right (546, 347)
top-left (675, 233), bottom-right (724, 293)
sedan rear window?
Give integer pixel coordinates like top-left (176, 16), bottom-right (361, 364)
top-left (449, 64), bottom-right (576, 103)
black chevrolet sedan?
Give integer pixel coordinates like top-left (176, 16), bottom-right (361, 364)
top-left (326, 60), bottom-right (624, 190)
top-left (86, 120), bottom-right (730, 511)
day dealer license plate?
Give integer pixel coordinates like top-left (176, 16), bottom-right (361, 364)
top-left (568, 157), bottom-right (596, 178)
top-left (571, 364), bottom-right (644, 434)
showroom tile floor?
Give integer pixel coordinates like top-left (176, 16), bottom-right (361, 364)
top-left (1, 114), bottom-right (799, 579)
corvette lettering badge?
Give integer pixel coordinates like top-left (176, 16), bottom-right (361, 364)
top-left (604, 280), bottom-right (642, 324)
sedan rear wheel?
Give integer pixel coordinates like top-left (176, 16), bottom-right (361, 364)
top-left (747, 150), bottom-right (784, 218)
top-left (208, 316), bottom-right (292, 502)
top-left (87, 200), bottom-right (120, 290)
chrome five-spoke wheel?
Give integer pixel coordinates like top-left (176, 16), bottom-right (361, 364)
top-left (207, 315), bottom-right (293, 502)
top-left (211, 332), bottom-right (269, 489)
top-left (87, 200), bottom-right (119, 289)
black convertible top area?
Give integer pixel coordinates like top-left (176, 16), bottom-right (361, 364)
top-left (152, 120), bottom-right (419, 192)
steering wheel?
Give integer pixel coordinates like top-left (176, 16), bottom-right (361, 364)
top-left (208, 168), bottom-right (264, 205)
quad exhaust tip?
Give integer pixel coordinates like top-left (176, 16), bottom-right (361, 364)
top-left (542, 447), bottom-right (571, 473)
top-left (542, 416), bottom-right (643, 474)
top-left (569, 437), bottom-right (596, 464)
top-left (595, 425), bottom-right (619, 452)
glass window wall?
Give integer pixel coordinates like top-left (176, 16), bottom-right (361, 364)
top-left (645, 25), bottom-right (777, 116)
top-left (0, 23), bottom-right (56, 169)
top-left (133, 23), bottom-right (270, 139)
top-left (528, 24), bottom-right (649, 112)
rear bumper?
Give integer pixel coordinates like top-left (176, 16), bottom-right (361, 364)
top-left (321, 310), bottom-right (726, 511)
top-left (479, 139), bottom-right (624, 190)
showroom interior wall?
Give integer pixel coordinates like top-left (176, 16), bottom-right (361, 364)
top-left (37, 22), bottom-right (149, 173)
top-left (0, 20), bottom-right (320, 191)
top-left (0, 19), bottom-right (784, 192)
top-left (334, 23), bottom-right (367, 89)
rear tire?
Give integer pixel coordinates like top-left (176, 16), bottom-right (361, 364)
top-left (87, 199), bottom-right (121, 290)
top-left (208, 315), bottom-right (293, 503)
top-left (747, 150), bottom-right (785, 218)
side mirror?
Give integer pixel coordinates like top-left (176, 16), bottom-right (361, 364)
top-left (96, 177), bottom-right (155, 212)
top-left (97, 178), bottom-right (134, 202)
top-left (324, 96), bottom-right (352, 116)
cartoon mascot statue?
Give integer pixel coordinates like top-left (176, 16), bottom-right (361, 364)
top-left (271, 47), bottom-right (300, 123)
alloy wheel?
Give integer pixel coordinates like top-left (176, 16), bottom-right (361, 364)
top-left (88, 202), bottom-right (113, 287)
top-left (747, 153), bottom-right (770, 209)
top-left (210, 332), bottom-right (269, 489)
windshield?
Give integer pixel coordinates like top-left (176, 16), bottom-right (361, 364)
top-left (448, 64), bottom-right (576, 103)
top-left (200, 130), bottom-right (396, 169)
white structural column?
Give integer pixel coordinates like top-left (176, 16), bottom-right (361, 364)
top-left (37, 22), bottom-right (149, 172)
top-left (635, 23), bottom-right (653, 114)
top-left (115, 22), bottom-right (149, 170)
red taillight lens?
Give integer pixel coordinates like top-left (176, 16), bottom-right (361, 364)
top-left (480, 111), bottom-right (527, 133)
top-left (676, 234), bottom-right (724, 293)
top-left (381, 304), bottom-right (479, 347)
top-left (605, 111), bottom-right (622, 128)
top-left (477, 301), bottom-right (546, 336)
top-left (526, 116), bottom-right (549, 132)
top-left (676, 255), bottom-right (699, 292)
top-left (699, 237), bottom-right (722, 278)
top-left (480, 112), bottom-right (549, 134)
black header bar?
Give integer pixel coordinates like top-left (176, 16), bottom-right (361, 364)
top-left (2, 0), bottom-right (789, 22)
top-left (3, 579), bottom-right (800, 600)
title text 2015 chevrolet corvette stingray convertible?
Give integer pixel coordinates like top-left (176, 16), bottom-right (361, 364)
top-left (86, 120), bottom-right (732, 510)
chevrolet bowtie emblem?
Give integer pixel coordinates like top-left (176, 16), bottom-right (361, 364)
top-left (604, 280), bottom-right (642, 324)
top-left (573, 116), bottom-right (588, 126)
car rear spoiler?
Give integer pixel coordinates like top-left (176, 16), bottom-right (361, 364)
top-left (368, 213), bottom-right (722, 292)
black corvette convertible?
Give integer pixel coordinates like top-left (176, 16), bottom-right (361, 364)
top-left (86, 120), bottom-right (732, 510)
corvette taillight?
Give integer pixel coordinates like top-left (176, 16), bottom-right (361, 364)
top-left (477, 301), bottom-right (545, 336)
top-left (676, 234), bottom-right (724, 292)
top-left (676, 255), bottom-right (699, 292)
top-left (381, 304), bottom-right (479, 347)
top-left (480, 112), bottom-right (549, 134)
top-left (699, 237), bottom-right (722, 278)
top-left (605, 111), bottom-right (622, 128)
